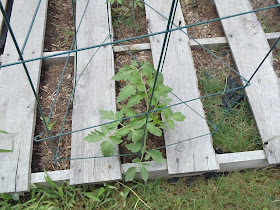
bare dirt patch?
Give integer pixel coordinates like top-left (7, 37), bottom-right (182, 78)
top-left (112, 2), bottom-right (149, 44)
top-left (44, 0), bottom-right (74, 51)
top-left (250, 0), bottom-right (280, 33)
top-left (180, 0), bottom-right (225, 38)
top-left (32, 63), bottom-right (73, 173)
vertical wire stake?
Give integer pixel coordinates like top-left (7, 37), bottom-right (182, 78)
top-left (140, 0), bottom-right (178, 153)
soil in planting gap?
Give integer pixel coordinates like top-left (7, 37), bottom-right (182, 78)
top-left (112, 1), bottom-right (150, 45)
top-left (180, 0), bottom-right (225, 38)
top-left (44, 0), bottom-right (74, 51)
top-left (32, 63), bottom-right (74, 173)
top-left (114, 51), bottom-right (166, 163)
top-left (192, 47), bottom-right (263, 153)
top-left (250, 0), bottom-right (280, 33)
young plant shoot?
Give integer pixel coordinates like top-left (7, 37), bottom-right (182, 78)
top-left (84, 61), bottom-right (186, 181)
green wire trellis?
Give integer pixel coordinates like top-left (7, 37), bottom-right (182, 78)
top-left (0, 0), bottom-right (279, 163)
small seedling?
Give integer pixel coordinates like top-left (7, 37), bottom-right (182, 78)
top-left (84, 61), bottom-right (185, 181)
top-left (40, 117), bottom-right (56, 132)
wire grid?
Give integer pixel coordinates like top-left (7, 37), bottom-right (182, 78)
top-left (0, 0), bottom-right (279, 163)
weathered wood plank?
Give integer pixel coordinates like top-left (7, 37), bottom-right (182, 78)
top-left (70, 0), bottom-right (122, 185)
top-left (217, 150), bottom-right (269, 172)
top-left (42, 32), bottom-right (280, 66)
top-left (30, 150), bottom-right (270, 185)
top-left (31, 170), bottom-right (70, 186)
top-left (145, 0), bottom-right (219, 175)
top-left (0, 0), bottom-right (48, 193)
top-left (214, 0), bottom-right (280, 164)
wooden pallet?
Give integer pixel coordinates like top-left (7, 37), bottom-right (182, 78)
top-left (0, 0), bottom-right (48, 193)
top-left (1, 0), bottom-right (280, 193)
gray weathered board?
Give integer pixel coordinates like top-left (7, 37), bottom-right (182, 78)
top-left (215, 0), bottom-right (280, 164)
top-left (70, 0), bottom-right (122, 185)
top-left (145, 0), bottom-right (219, 175)
top-left (0, 0), bottom-right (48, 193)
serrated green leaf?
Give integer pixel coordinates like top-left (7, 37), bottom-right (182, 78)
top-left (154, 85), bottom-right (173, 99)
top-left (144, 153), bottom-right (151, 160)
top-left (127, 95), bottom-right (144, 107)
top-left (125, 142), bottom-right (141, 153)
top-left (100, 110), bottom-right (116, 120)
top-left (124, 167), bottom-right (137, 182)
top-left (167, 119), bottom-right (175, 130)
top-left (115, 110), bottom-right (124, 120)
top-left (127, 132), bottom-right (132, 141)
top-left (131, 60), bottom-right (138, 67)
top-left (148, 150), bottom-right (165, 163)
top-left (132, 158), bottom-right (140, 163)
top-left (0, 130), bottom-right (8, 134)
top-left (121, 105), bottom-right (136, 118)
top-left (101, 141), bottom-right (115, 156)
top-left (106, 121), bottom-right (120, 129)
top-left (84, 132), bottom-right (104, 142)
top-left (137, 83), bottom-right (146, 92)
top-left (110, 136), bottom-right (123, 144)
top-left (128, 71), bottom-right (141, 84)
top-left (163, 108), bottom-right (172, 119)
top-left (172, 112), bottom-right (186, 121)
top-left (147, 123), bottom-right (162, 137)
top-left (117, 84), bottom-right (137, 103)
top-left (147, 79), bottom-right (155, 88)
top-left (101, 125), bottom-right (110, 134)
top-left (140, 164), bottom-right (149, 182)
top-left (115, 127), bottom-right (130, 137)
top-left (130, 119), bottom-right (146, 129)
top-left (163, 98), bottom-right (173, 105)
top-left (112, 69), bottom-right (132, 81)
top-left (141, 62), bottom-right (155, 79)
top-left (94, 130), bottom-right (105, 136)
top-left (131, 129), bottom-right (144, 142)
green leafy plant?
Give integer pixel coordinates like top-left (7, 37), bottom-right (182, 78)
top-left (108, 0), bottom-right (143, 8)
top-left (40, 117), bottom-right (56, 132)
top-left (84, 61), bottom-right (185, 181)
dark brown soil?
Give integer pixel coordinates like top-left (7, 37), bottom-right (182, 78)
top-left (250, 0), bottom-right (280, 33)
top-left (112, 1), bottom-right (150, 44)
top-left (44, 0), bottom-right (74, 51)
top-left (180, 0), bottom-right (225, 38)
top-left (32, 63), bottom-right (73, 173)
top-left (114, 51), bottom-right (166, 163)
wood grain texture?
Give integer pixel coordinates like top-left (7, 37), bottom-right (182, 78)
top-left (0, 0), bottom-right (48, 193)
top-left (145, 0), bottom-right (219, 175)
top-left (217, 150), bottom-right (269, 172)
top-left (31, 170), bottom-right (70, 186)
top-left (42, 32), bottom-right (280, 66)
top-left (70, 0), bottom-right (122, 185)
top-left (30, 150), bottom-right (270, 185)
top-left (214, 0), bottom-right (280, 164)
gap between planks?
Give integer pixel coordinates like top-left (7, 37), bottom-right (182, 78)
top-left (30, 150), bottom-right (270, 186)
top-left (42, 32), bottom-right (280, 66)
